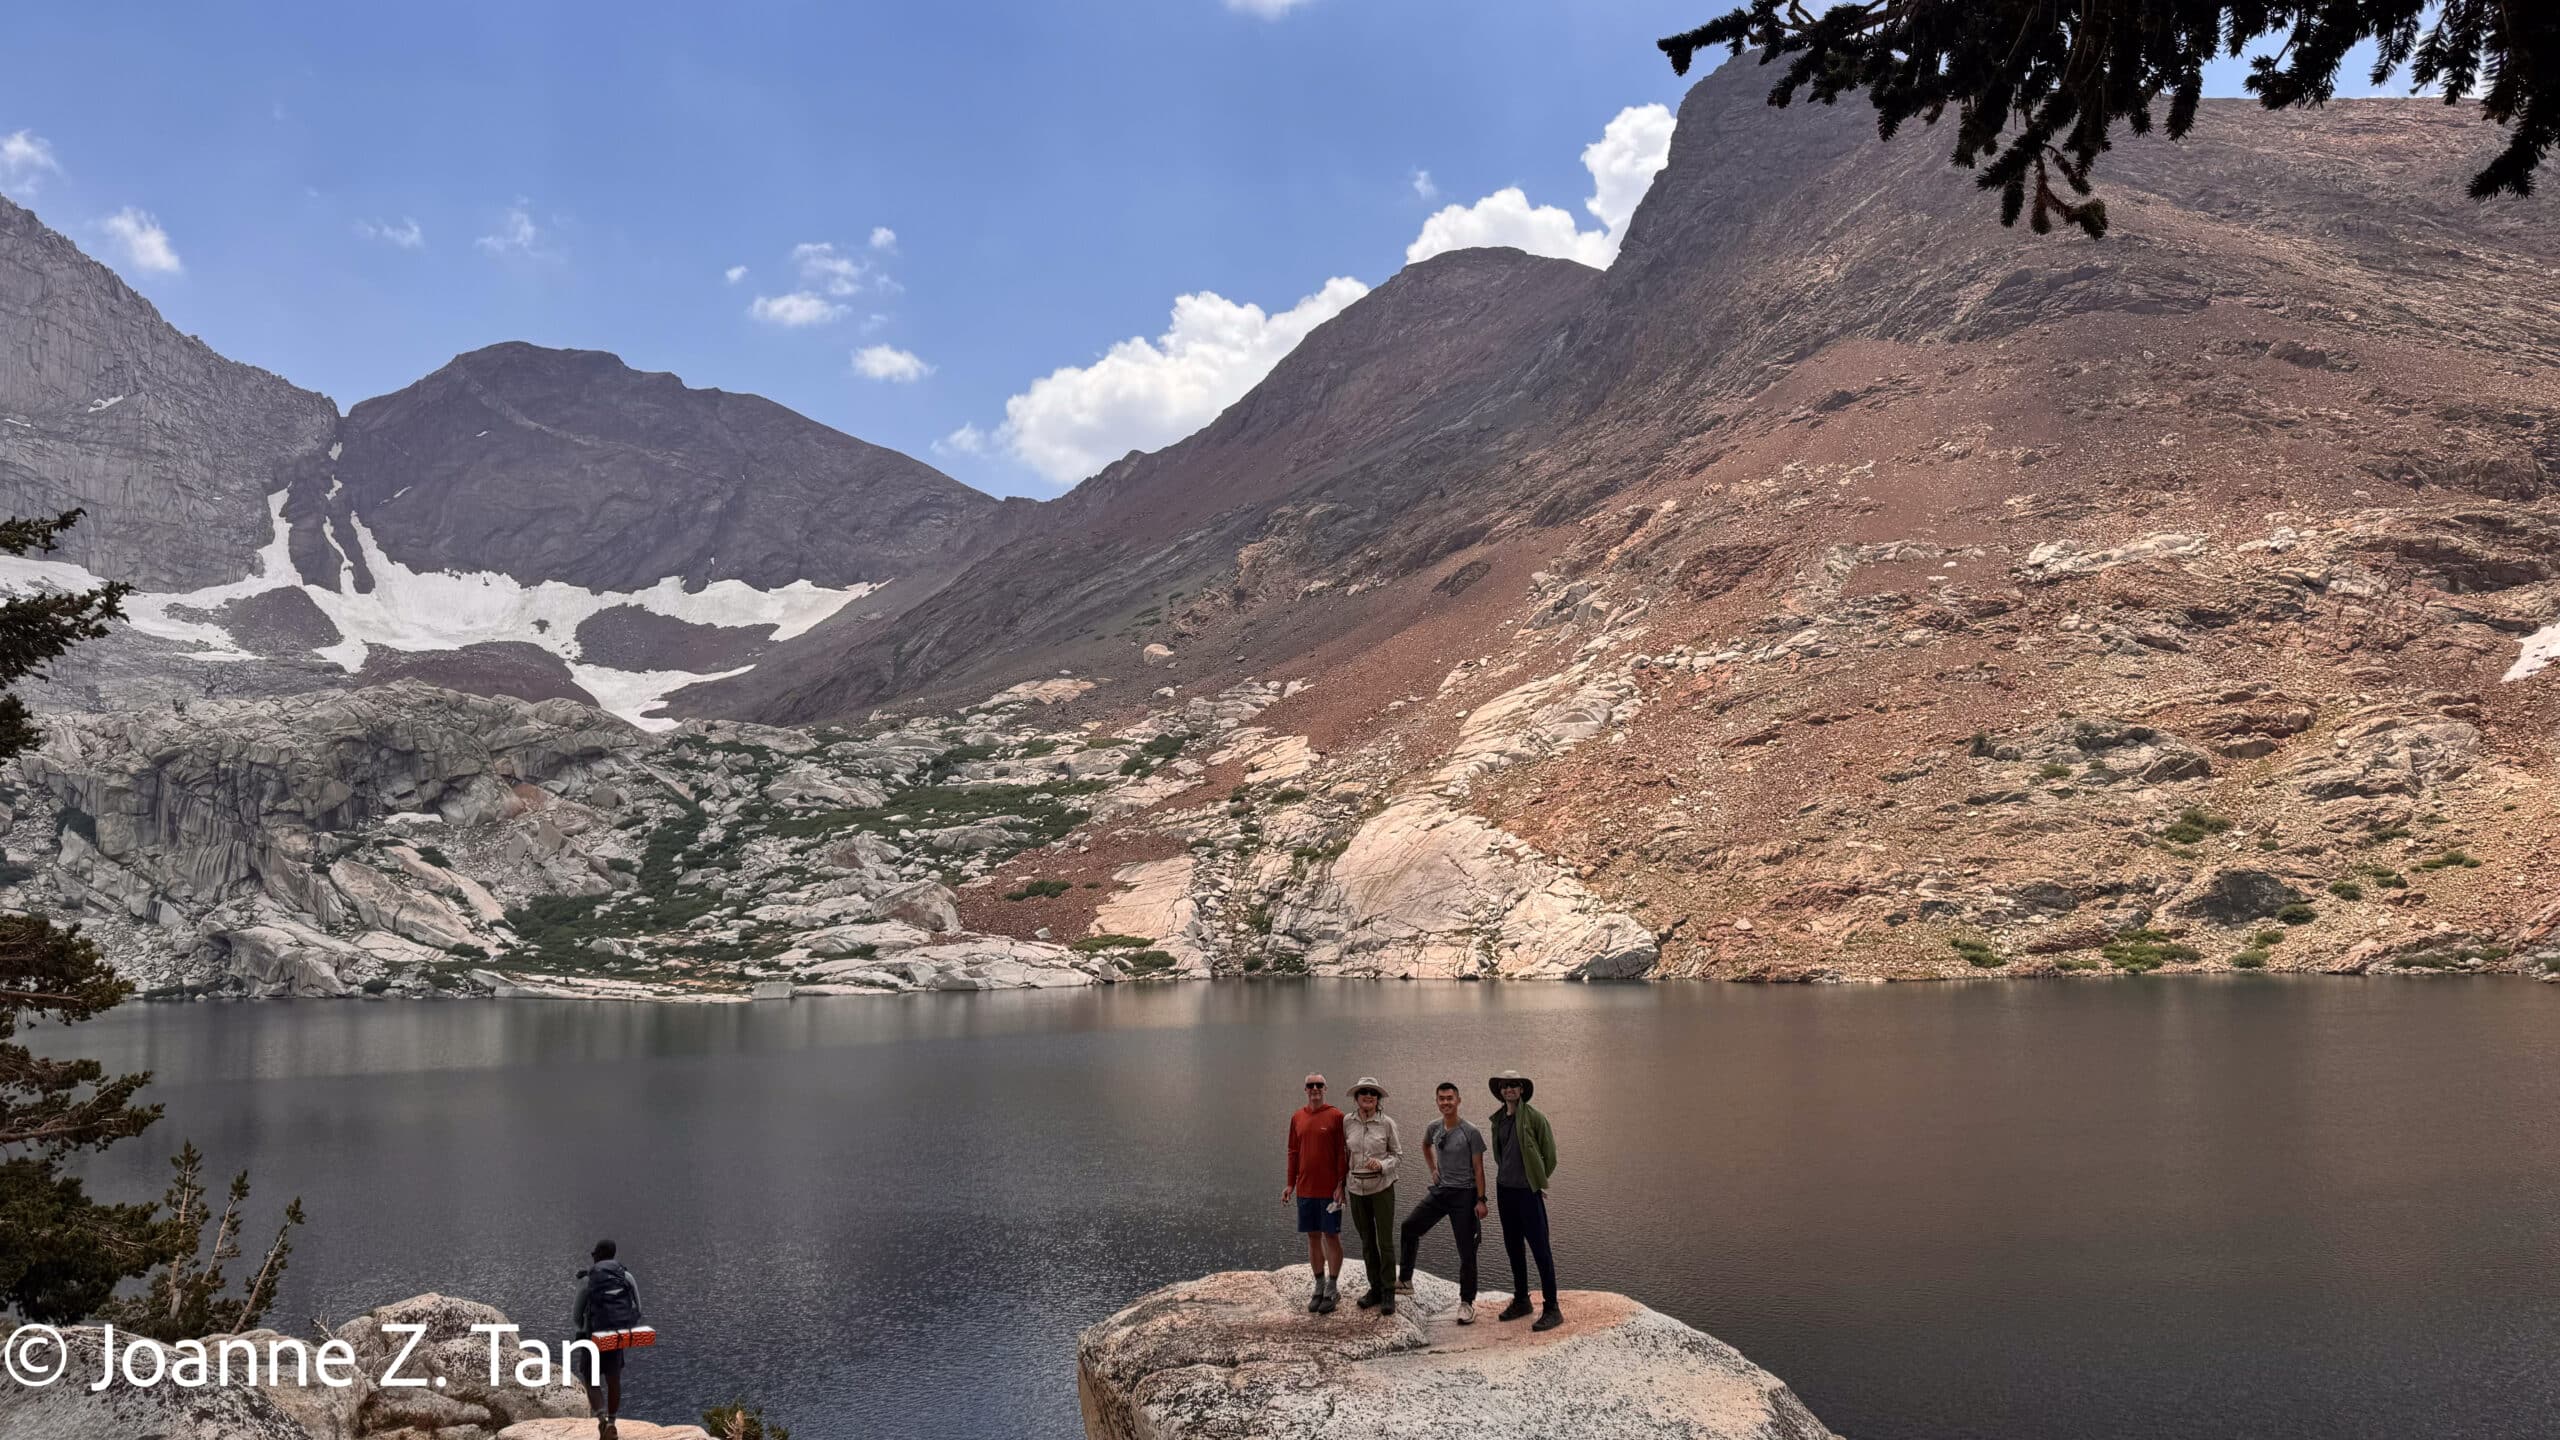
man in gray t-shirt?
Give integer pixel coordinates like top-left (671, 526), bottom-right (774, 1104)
top-left (1396, 1081), bottom-right (1488, 1319)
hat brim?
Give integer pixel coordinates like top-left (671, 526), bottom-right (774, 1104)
top-left (1488, 1074), bottom-right (1535, 1103)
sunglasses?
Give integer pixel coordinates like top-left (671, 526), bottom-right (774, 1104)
top-left (1304, 1082), bottom-right (1325, 1090)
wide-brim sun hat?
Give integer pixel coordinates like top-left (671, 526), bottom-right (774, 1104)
top-left (1488, 1069), bottom-right (1535, 1103)
top-left (1349, 1076), bottom-right (1387, 1099)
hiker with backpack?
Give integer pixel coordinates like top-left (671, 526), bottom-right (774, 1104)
top-left (573, 1239), bottom-right (643, 1439)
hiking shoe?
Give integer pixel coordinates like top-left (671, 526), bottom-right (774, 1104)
top-left (1356, 1289), bottom-right (1382, 1309)
top-left (1454, 1302), bottom-right (1475, 1325)
top-left (1395, 1277), bottom-right (1413, 1294)
top-left (1496, 1297), bottom-right (1534, 1322)
top-left (1379, 1297), bottom-right (1396, 1316)
top-left (1314, 1288), bottom-right (1339, 1314)
top-left (1533, 1306), bottom-right (1563, 1332)
top-left (1307, 1283), bottom-right (1325, 1313)
top-left (597, 1419), bottom-right (617, 1440)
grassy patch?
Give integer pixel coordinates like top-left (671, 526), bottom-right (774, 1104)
top-left (2102, 928), bottom-right (2203, 972)
top-left (2054, 957), bottom-right (2101, 972)
top-left (1120, 950), bottom-right (1178, 975)
top-left (2251, 929), bottom-right (2287, 947)
top-left (2328, 879), bottom-right (2365, 900)
top-left (2037, 763), bottom-right (2072, 780)
top-left (1071, 934), bottom-right (1155, 952)
top-left (2276, 902), bottom-right (2318, 926)
top-left (2231, 948), bottom-right (2270, 969)
top-left (2415, 849), bottom-right (2482, 871)
top-left (1004, 878), bottom-right (1072, 901)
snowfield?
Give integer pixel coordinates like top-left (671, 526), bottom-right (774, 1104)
top-left (2508, 622), bottom-right (2560, 683)
top-left (0, 491), bottom-right (879, 729)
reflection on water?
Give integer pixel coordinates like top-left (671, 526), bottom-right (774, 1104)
top-left (48, 978), bottom-right (2560, 1439)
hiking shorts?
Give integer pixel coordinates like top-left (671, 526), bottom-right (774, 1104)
top-left (1295, 1195), bottom-right (1343, 1234)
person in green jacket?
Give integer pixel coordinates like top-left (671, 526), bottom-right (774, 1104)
top-left (1487, 1068), bottom-right (1563, 1331)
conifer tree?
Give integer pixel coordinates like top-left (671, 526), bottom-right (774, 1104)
top-left (0, 508), bottom-right (158, 1322)
top-left (1661, 2), bottom-right (2556, 236)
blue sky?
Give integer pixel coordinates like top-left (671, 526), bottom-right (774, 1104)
top-left (2, 2), bottom-right (2399, 498)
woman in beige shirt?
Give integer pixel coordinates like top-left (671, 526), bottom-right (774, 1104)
top-left (1342, 1077), bottom-right (1403, 1315)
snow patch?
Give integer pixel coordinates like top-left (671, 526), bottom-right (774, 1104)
top-left (86, 395), bottom-right (125, 413)
top-left (0, 492), bottom-right (883, 731)
top-left (2507, 623), bottom-right (2560, 683)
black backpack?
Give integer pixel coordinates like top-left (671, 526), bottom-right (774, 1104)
top-left (584, 1263), bottom-right (642, 1331)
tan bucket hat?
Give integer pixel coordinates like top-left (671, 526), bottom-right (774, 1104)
top-left (1348, 1076), bottom-right (1387, 1099)
top-left (1488, 1069), bottom-right (1535, 1103)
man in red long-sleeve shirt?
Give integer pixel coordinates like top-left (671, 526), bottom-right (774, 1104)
top-left (1282, 1071), bottom-right (1350, 1314)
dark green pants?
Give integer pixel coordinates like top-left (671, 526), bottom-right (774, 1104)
top-left (1347, 1187), bottom-right (1397, 1299)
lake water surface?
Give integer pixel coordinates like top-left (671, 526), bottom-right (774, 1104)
top-left (49, 978), bottom-right (2560, 1438)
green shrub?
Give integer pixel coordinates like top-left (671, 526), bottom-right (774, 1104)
top-left (2038, 763), bottom-right (2072, 780)
top-left (2276, 902), bottom-right (2318, 926)
top-left (2328, 879), bottom-right (2364, 900)
top-left (1017, 739), bottom-right (1060, 759)
top-left (1071, 934), bottom-right (1154, 952)
top-left (2257, 837), bottom-right (2281, 852)
top-left (2055, 957), bottom-right (2100, 972)
top-left (1121, 950), bottom-right (1178, 974)
top-left (1140, 733), bottom-right (1191, 759)
top-left (702, 1401), bottom-right (791, 1440)
top-left (2159, 809), bottom-right (2234, 844)
top-left (606, 856), bottom-right (637, 873)
top-left (2102, 928), bottom-right (2203, 972)
top-left (414, 844), bottom-right (453, 869)
top-left (2416, 849), bottom-right (2481, 871)
top-left (2251, 929), bottom-right (2287, 947)
top-left (446, 942), bottom-right (489, 961)
top-left (2232, 948), bottom-right (2270, 969)
top-left (1271, 787), bottom-right (1309, 805)
top-left (1119, 755), bottom-right (1154, 777)
top-left (1949, 936), bottom-right (2005, 968)
top-left (1004, 878), bottom-right (1072, 901)
top-left (360, 977), bottom-right (392, 994)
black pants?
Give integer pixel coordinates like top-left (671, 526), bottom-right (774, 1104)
top-left (574, 1343), bottom-right (624, 1408)
top-left (1398, 1186), bottom-right (1480, 1302)
top-left (1497, 1185), bottom-right (1558, 1306)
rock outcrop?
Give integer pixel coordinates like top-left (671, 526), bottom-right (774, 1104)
top-left (1077, 1268), bottom-right (1839, 1440)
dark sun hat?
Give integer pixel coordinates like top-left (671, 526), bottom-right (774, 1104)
top-left (1487, 1069), bottom-right (1535, 1103)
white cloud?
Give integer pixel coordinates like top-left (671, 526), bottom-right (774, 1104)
top-left (723, 264), bottom-right (748, 284)
top-left (1224, 0), bottom-right (1316, 15)
top-left (355, 216), bottom-right (425, 249)
top-left (997, 277), bottom-right (1368, 486)
top-left (1582, 103), bottom-right (1677, 237)
top-left (791, 241), bottom-right (868, 296)
top-left (853, 345), bottom-right (932, 383)
top-left (1410, 168), bottom-right (1438, 201)
top-left (475, 203), bottom-right (552, 259)
top-left (933, 423), bottom-right (989, 457)
top-left (748, 291), bottom-right (847, 327)
top-left (1405, 103), bottom-right (1674, 269)
top-left (869, 226), bottom-right (897, 252)
top-left (0, 130), bottom-right (61, 197)
top-left (1407, 187), bottom-right (1607, 267)
top-left (102, 207), bottom-right (182, 274)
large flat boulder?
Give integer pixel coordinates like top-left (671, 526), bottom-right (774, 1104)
top-left (1077, 1267), bottom-right (1839, 1440)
